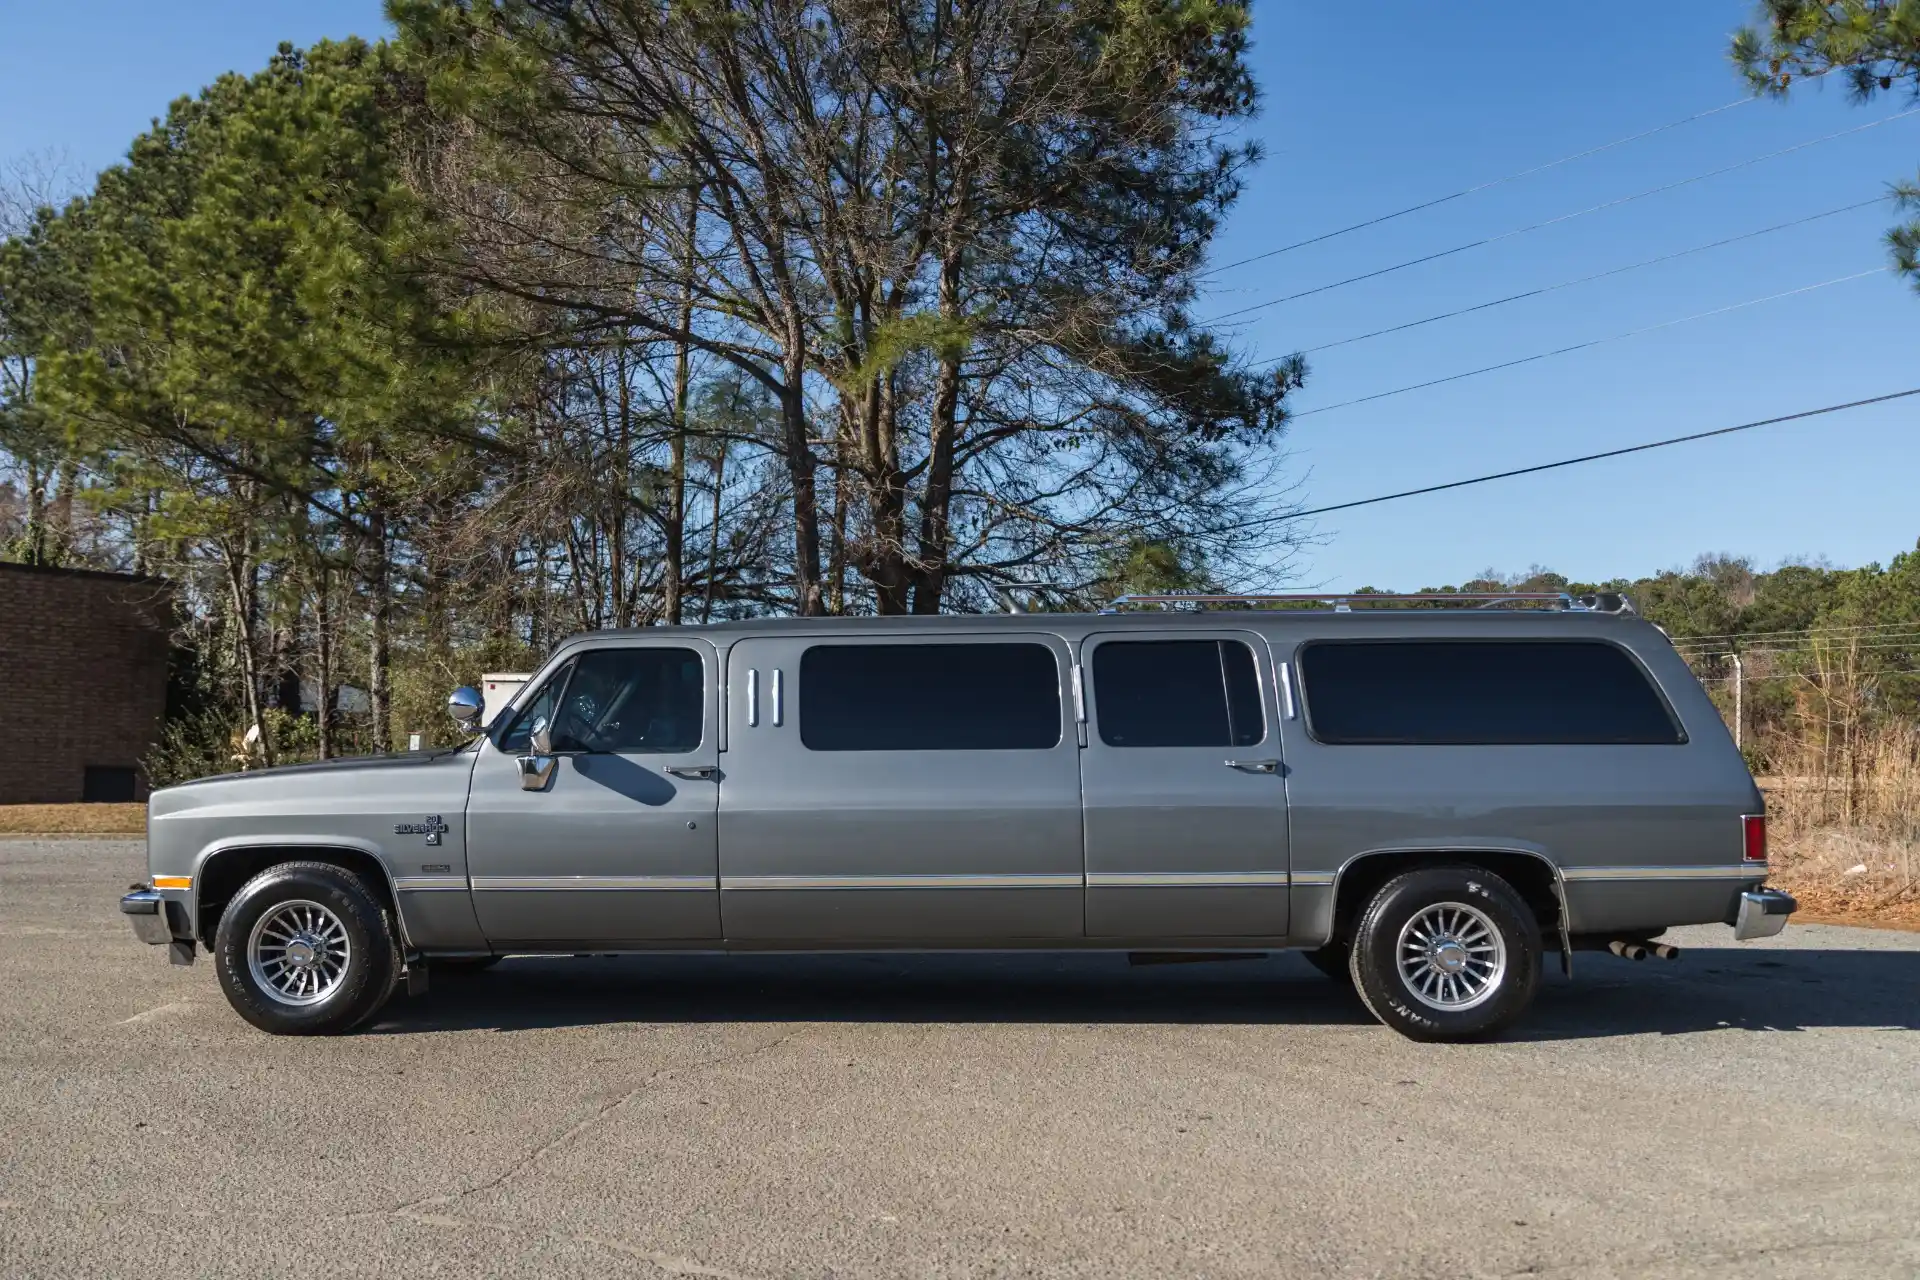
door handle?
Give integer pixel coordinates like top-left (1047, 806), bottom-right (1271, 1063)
top-left (662, 765), bottom-right (719, 780)
top-left (1224, 758), bottom-right (1280, 774)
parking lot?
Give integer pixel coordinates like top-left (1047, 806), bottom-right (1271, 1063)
top-left (3, 838), bottom-right (1917, 1277)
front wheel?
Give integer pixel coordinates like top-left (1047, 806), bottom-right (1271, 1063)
top-left (213, 861), bottom-right (400, 1035)
top-left (1348, 866), bottom-right (1540, 1041)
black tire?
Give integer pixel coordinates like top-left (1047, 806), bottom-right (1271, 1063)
top-left (433, 956), bottom-right (501, 975)
top-left (213, 861), bottom-right (400, 1035)
top-left (1348, 865), bottom-right (1541, 1042)
top-left (1301, 942), bottom-right (1353, 985)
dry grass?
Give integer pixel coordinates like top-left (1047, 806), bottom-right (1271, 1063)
top-left (0, 803), bottom-right (147, 835)
top-left (1758, 723), bottom-right (1920, 928)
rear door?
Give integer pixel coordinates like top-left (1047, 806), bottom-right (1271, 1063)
top-left (717, 632), bottom-right (1084, 943)
top-left (1079, 630), bottom-right (1290, 938)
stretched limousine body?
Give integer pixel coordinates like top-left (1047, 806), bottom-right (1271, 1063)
top-left (121, 592), bottom-right (1794, 1040)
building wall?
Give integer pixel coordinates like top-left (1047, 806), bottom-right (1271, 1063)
top-left (0, 563), bottom-right (172, 804)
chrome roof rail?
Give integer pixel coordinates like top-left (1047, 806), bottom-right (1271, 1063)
top-left (1101, 591), bottom-right (1636, 614)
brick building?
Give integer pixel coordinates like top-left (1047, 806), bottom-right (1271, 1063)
top-left (0, 562), bottom-right (172, 804)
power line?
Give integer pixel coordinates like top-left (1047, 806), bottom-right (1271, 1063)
top-left (1674, 621), bottom-right (1920, 643)
top-left (1198, 94), bottom-right (1761, 281)
top-left (1674, 621), bottom-right (1920, 646)
top-left (1681, 634), bottom-right (1920, 654)
top-left (1289, 197), bottom-right (1887, 358)
top-left (1285, 268), bottom-right (1888, 419)
top-left (1206, 107), bottom-right (1920, 326)
top-left (1258, 388), bottom-right (1920, 525)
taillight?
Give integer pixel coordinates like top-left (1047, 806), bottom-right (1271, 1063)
top-left (1742, 814), bottom-right (1767, 864)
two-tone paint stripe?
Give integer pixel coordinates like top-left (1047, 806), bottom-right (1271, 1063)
top-left (394, 875), bottom-right (471, 892)
top-left (1559, 865), bottom-right (1765, 882)
top-left (401, 865), bottom-right (1764, 895)
top-left (1085, 871), bottom-right (1290, 889)
top-left (720, 873), bottom-right (1084, 891)
top-left (470, 875), bottom-right (714, 892)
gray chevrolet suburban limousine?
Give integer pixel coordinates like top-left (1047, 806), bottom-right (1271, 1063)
top-left (121, 592), bottom-right (1794, 1041)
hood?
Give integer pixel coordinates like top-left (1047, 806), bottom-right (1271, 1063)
top-left (158, 745), bottom-right (473, 793)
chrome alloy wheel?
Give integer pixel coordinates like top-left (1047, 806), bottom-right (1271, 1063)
top-left (1395, 901), bottom-right (1507, 1012)
top-left (246, 900), bottom-right (353, 1006)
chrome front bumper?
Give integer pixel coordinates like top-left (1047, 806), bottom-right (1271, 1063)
top-left (121, 886), bottom-right (195, 964)
top-left (1733, 887), bottom-right (1796, 941)
top-left (120, 887), bottom-right (171, 944)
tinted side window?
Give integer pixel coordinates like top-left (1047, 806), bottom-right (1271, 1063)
top-left (500, 648), bottom-right (704, 753)
top-left (800, 643), bottom-right (1061, 751)
top-left (1092, 640), bottom-right (1264, 748)
top-left (1299, 641), bottom-right (1682, 745)
top-left (498, 662), bottom-right (570, 753)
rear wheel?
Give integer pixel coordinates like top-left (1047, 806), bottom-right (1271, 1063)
top-left (213, 862), bottom-right (399, 1035)
top-left (1348, 866), bottom-right (1540, 1041)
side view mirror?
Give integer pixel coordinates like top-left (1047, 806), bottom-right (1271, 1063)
top-left (448, 686), bottom-right (485, 730)
top-left (520, 722), bottom-right (557, 791)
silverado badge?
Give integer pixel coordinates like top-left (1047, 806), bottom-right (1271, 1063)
top-left (394, 815), bottom-right (449, 846)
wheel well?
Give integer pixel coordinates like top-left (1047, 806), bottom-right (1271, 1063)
top-left (193, 847), bottom-right (397, 945)
top-left (1329, 851), bottom-right (1563, 946)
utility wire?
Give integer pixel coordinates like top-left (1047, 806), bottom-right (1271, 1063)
top-left (1286, 268), bottom-right (1889, 419)
top-left (1206, 107), bottom-right (1920, 326)
top-left (1674, 621), bottom-right (1920, 642)
top-left (1680, 632), bottom-right (1920, 652)
top-left (1681, 629), bottom-right (1920, 652)
top-left (1198, 94), bottom-right (1762, 281)
top-left (1231, 388), bottom-right (1920, 527)
top-left (1674, 621), bottom-right (1920, 646)
top-left (1289, 197), bottom-right (1887, 358)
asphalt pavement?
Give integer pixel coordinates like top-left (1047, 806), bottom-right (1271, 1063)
top-left (3, 838), bottom-right (1917, 1278)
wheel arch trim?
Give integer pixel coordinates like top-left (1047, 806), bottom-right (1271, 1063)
top-left (1323, 844), bottom-right (1573, 975)
top-left (189, 837), bottom-right (410, 948)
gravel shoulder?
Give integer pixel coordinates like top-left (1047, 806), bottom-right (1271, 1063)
top-left (3, 838), bottom-right (1917, 1279)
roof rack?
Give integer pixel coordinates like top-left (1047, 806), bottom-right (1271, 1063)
top-left (1102, 591), bottom-right (1636, 615)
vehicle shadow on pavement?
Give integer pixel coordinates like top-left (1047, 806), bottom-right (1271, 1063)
top-left (367, 947), bottom-right (1920, 1038)
top-left (1513, 946), bottom-right (1920, 1041)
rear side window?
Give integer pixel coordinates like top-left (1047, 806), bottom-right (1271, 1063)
top-left (1092, 640), bottom-right (1264, 747)
top-left (1299, 640), bottom-right (1682, 745)
top-left (800, 643), bottom-right (1061, 750)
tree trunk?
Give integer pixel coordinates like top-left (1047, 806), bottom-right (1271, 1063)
top-left (314, 563), bottom-right (335, 760)
top-left (50, 456), bottom-right (79, 563)
top-left (911, 257), bottom-right (966, 615)
top-left (222, 536), bottom-right (275, 768)
top-left (367, 510), bottom-right (392, 754)
top-left (827, 456), bottom-right (849, 616)
top-left (23, 457), bottom-right (47, 566)
top-left (780, 354), bottom-right (825, 616)
top-left (665, 196), bottom-right (699, 625)
top-left (702, 440), bottom-right (727, 624)
top-left (611, 341), bottom-right (630, 628)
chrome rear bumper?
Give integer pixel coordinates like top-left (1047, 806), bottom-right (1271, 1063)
top-left (1733, 888), bottom-right (1796, 941)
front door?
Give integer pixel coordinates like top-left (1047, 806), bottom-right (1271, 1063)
top-left (1079, 630), bottom-right (1290, 938)
top-left (466, 641), bottom-right (721, 946)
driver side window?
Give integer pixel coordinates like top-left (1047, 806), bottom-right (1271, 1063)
top-left (499, 648), bottom-right (704, 755)
top-left (497, 662), bottom-right (571, 754)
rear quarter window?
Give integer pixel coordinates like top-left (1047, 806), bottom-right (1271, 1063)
top-left (1297, 639), bottom-right (1684, 745)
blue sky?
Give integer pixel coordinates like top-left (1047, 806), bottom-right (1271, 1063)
top-left (3, 0), bottom-right (1915, 589)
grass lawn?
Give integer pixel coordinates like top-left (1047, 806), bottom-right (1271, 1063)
top-left (0, 803), bottom-right (146, 835)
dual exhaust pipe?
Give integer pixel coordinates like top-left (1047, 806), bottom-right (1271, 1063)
top-left (1607, 939), bottom-right (1681, 961)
